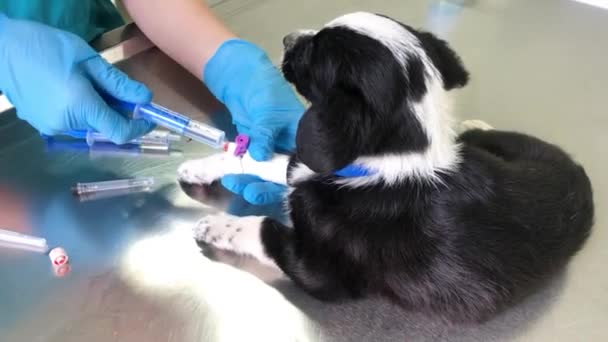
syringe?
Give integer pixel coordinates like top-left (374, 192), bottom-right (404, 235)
top-left (56, 130), bottom-right (181, 150)
top-left (0, 228), bottom-right (49, 253)
top-left (71, 177), bottom-right (155, 197)
top-left (85, 130), bottom-right (181, 147)
top-left (103, 95), bottom-right (226, 149)
top-left (132, 103), bottom-right (226, 149)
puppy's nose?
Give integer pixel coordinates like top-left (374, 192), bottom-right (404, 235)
top-left (283, 32), bottom-right (299, 49)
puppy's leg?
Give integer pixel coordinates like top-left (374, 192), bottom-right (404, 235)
top-left (178, 143), bottom-right (289, 185)
top-left (195, 214), bottom-right (350, 299)
top-left (459, 130), bottom-right (571, 162)
top-left (261, 219), bottom-right (351, 300)
top-left (262, 220), bottom-right (351, 300)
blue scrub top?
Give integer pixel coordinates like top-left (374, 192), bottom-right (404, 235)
top-left (0, 0), bottom-right (124, 41)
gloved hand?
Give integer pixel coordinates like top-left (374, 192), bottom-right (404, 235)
top-left (204, 39), bottom-right (304, 161)
top-left (204, 39), bottom-right (304, 205)
top-left (0, 14), bottom-right (154, 143)
top-left (221, 174), bottom-right (287, 206)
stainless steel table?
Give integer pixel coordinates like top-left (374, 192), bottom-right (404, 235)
top-left (1, 1), bottom-right (607, 341)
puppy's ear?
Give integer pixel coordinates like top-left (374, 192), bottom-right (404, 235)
top-left (415, 31), bottom-right (469, 90)
top-left (296, 88), bottom-right (365, 173)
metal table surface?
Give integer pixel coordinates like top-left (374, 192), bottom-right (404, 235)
top-left (1, 1), bottom-right (607, 341)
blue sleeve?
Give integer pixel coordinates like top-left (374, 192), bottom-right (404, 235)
top-left (0, 0), bottom-right (123, 41)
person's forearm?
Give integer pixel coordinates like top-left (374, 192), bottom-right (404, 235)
top-left (0, 187), bottom-right (31, 235)
top-left (122, 0), bottom-right (236, 78)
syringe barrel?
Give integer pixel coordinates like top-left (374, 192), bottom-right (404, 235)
top-left (84, 130), bottom-right (179, 150)
top-left (72, 177), bottom-right (155, 195)
top-left (134, 103), bottom-right (190, 134)
top-left (0, 229), bottom-right (48, 251)
top-left (137, 130), bottom-right (181, 145)
top-left (182, 121), bottom-right (225, 149)
top-left (133, 103), bottom-right (225, 148)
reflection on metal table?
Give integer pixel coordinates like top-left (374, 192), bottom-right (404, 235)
top-left (2, 0), bottom-right (608, 340)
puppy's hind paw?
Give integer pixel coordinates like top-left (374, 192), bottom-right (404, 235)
top-left (459, 119), bottom-right (494, 133)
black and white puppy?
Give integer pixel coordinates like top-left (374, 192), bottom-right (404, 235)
top-left (178, 12), bottom-right (594, 323)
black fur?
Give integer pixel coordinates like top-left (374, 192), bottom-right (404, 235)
top-left (286, 26), bottom-right (430, 172)
top-left (412, 30), bottom-right (469, 90)
top-left (262, 14), bottom-right (594, 323)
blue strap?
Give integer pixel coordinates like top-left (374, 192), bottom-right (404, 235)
top-left (334, 164), bottom-right (376, 178)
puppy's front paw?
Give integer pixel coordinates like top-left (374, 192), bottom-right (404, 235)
top-left (459, 119), bottom-right (494, 133)
top-left (177, 153), bottom-right (240, 185)
top-left (193, 214), bottom-right (236, 250)
top-left (193, 215), bottom-right (275, 267)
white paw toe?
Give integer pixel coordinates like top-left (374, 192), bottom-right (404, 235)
top-left (192, 217), bottom-right (211, 241)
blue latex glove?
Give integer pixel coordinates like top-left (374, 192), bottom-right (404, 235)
top-left (221, 174), bottom-right (287, 206)
top-left (204, 39), bottom-right (303, 204)
top-left (0, 14), bottom-right (154, 143)
top-left (204, 39), bottom-right (304, 160)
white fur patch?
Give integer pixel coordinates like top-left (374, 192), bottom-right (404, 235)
top-left (282, 162), bottom-right (315, 215)
top-left (326, 12), bottom-right (430, 74)
top-left (287, 162), bottom-right (316, 185)
top-left (326, 12), bottom-right (462, 186)
top-left (178, 143), bottom-right (290, 185)
top-left (283, 163), bottom-right (316, 215)
top-left (294, 29), bottom-right (318, 37)
top-left (194, 214), bottom-right (277, 268)
top-left (334, 72), bottom-right (461, 187)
